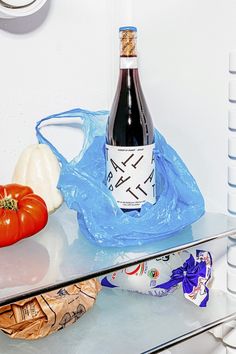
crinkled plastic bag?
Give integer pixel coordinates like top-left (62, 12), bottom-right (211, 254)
top-left (36, 108), bottom-right (205, 247)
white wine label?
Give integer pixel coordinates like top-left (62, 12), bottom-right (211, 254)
top-left (106, 143), bottom-right (156, 209)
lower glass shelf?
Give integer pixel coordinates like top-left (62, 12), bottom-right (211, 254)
top-left (0, 288), bottom-right (235, 354)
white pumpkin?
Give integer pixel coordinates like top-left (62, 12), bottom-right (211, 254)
top-left (12, 144), bottom-right (63, 213)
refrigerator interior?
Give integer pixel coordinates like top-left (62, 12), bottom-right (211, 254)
top-left (0, 0), bottom-right (236, 353)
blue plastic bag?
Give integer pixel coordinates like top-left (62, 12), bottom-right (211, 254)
top-left (36, 108), bottom-right (205, 247)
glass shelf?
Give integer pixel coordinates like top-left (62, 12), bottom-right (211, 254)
top-left (1, 204), bottom-right (236, 306)
top-left (0, 288), bottom-right (235, 354)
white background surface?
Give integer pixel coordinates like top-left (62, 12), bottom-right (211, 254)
top-left (0, 3), bottom-right (235, 352)
top-left (0, 0), bottom-right (236, 214)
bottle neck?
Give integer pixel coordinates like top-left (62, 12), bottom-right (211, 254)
top-left (119, 29), bottom-right (138, 69)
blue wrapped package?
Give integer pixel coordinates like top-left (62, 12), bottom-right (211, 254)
top-left (36, 108), bottom-right (205, 247)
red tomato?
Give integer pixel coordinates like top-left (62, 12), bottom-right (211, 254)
top-left (0, 184), bottom-right (48, 247)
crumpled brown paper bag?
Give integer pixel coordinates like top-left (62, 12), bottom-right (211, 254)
top-left (0, 278), bottom-right (101, 340)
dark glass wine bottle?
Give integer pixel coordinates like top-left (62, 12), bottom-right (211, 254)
top-left (106, 26), bottom-right (156, 210)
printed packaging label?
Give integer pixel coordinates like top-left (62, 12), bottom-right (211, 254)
top-left (101, 253), bottom-right (189, 296)
top-left (106, 143), bottom-right (156, 209)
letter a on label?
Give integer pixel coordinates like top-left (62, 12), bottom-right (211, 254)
top-left (110, 159), bottom-right (124, 173)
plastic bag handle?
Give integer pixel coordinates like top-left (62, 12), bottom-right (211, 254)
top-left (35, 108), bottom-right (109, 166)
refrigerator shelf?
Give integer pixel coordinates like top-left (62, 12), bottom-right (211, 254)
top-left (0, 288), bottom-right (235, 354)
top-left (1, 204), bottom-right (236, 306)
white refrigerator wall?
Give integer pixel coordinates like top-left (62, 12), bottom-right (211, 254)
top-left (0, 0), bottom-right (236, 214)
top-left (0, 2), bottom-right (234, 353)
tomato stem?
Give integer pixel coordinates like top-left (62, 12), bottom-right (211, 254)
top-left (0, 197), bottom-right (18, 211)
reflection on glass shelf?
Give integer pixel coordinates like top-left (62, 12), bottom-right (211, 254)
top-left (0, 289), bottom-right (235, 354)
top-left (0, 204), bottom-right (236, 305)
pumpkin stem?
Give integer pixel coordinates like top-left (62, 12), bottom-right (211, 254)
top-left (0, 197), bottom-right (18, 211)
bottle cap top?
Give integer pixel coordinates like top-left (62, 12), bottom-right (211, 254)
top-left (119, 26), bottom-right (137, 32)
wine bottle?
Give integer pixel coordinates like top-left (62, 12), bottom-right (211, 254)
top-left (106, 26), bottom-right (156, 210)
